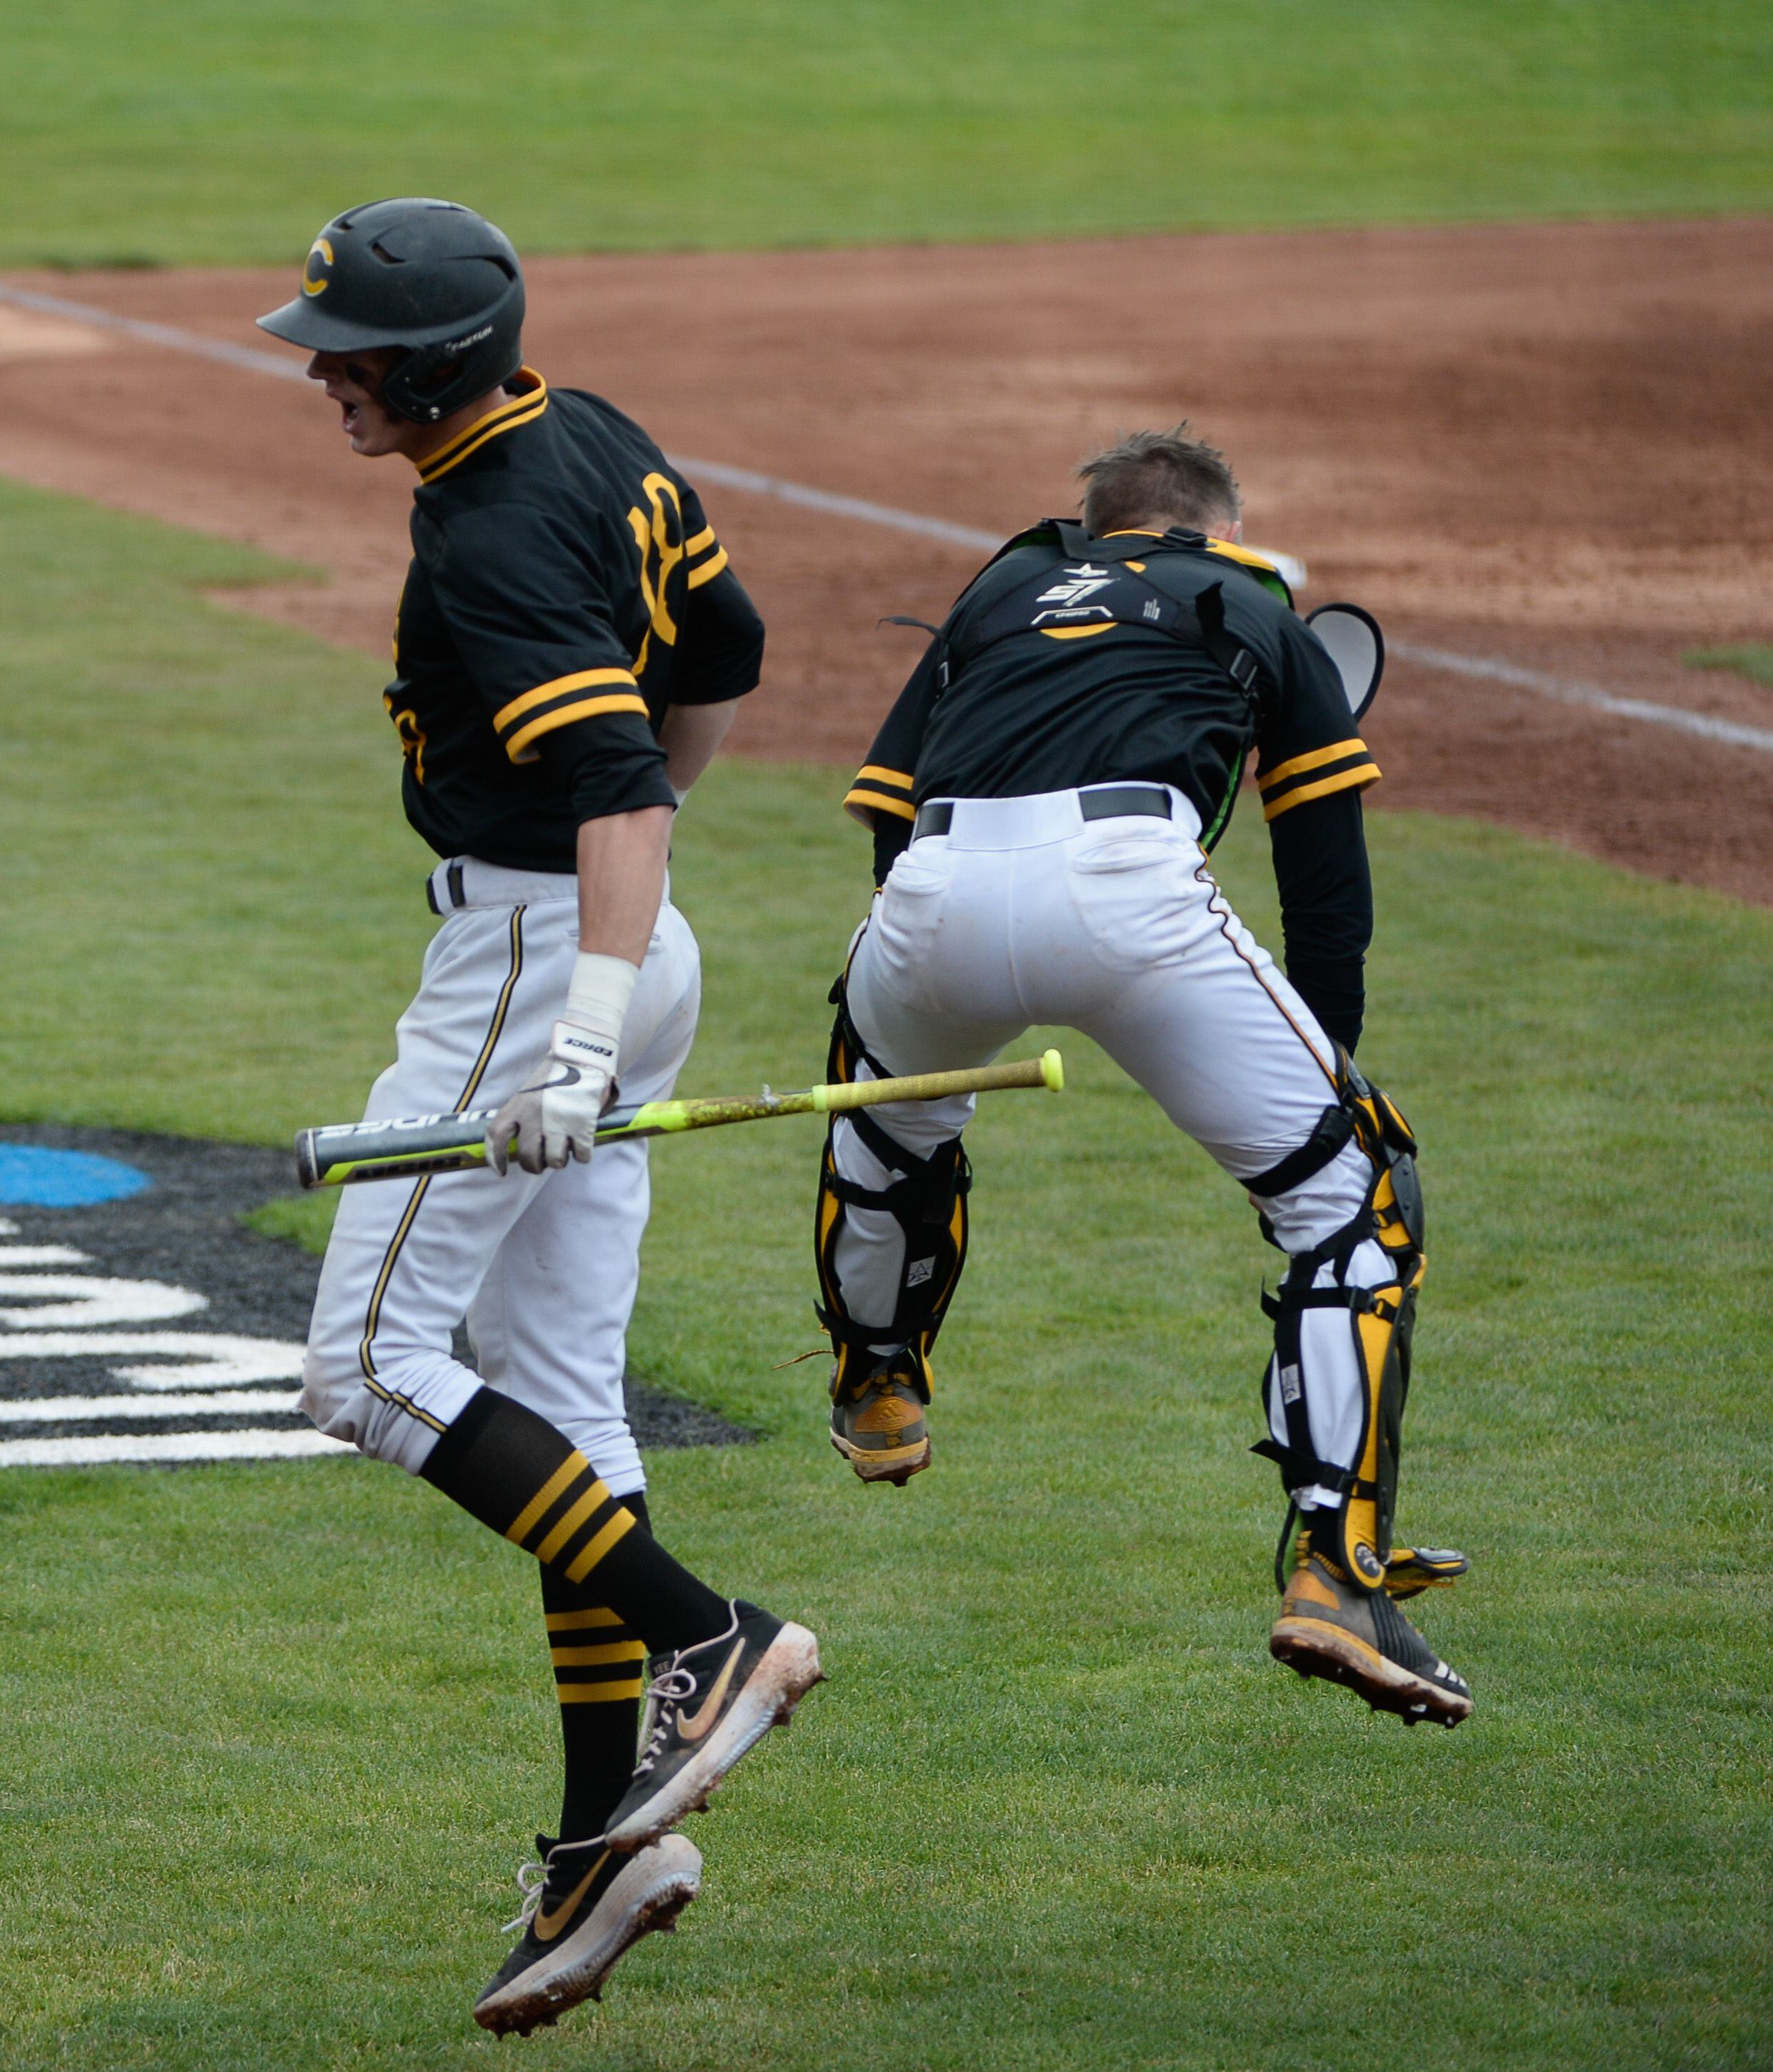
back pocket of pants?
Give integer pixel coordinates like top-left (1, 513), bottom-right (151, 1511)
top-left (1065, 835), bottom-right (1198, 972)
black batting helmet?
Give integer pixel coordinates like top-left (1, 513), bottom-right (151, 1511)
top-left (256, 198), bottom-right (524, 424)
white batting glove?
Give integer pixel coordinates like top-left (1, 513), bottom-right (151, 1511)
top-left (486, 954), bottom-right (638, 1177)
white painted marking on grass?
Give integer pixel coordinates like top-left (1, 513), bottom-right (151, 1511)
top-left (0, 1273), bottom-right (206, 1328)
top-left (0, 1388), bottom-right (302, 1423)
top-left (1394, 644), bottom-right (1773, 754)
top-left (3, 280), bottom-right (1755, 752)
top-left (0, 1178), bottom-right (317, 1468)
top-left (0, 1330), bottom-right (306, 1386)
top-left (0, 1427), bottom-right (351, 1468)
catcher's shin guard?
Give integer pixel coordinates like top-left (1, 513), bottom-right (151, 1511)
top-left (1253, 1050), bottom-right (1427, 1591)
top-left (813, 980), bottom-right (971, 1421)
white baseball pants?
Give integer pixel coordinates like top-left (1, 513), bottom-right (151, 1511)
top-left (301, 857), bottom-right (700, 1495)
top-left (829, 786), bottom-right (1393, 1509)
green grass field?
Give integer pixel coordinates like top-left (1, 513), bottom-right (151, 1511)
top-left (3, 0), bottom-right (1772, 267)
top-left (1687, 644), bottom-right (1773, 687)
top-left (1, 481), bottom-right (1770, 2070)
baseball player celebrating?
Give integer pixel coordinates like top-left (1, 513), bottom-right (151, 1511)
top-left (258, 198), bottom-right (823, 2035)
top-left (816, 427), bottom-right (1472, 1728)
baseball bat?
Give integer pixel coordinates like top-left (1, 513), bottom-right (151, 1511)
top-left (294, 1048), bottom-right (1064, 1189)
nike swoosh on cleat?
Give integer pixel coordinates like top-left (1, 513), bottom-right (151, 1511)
top-left (676, 1640), bottom-right (746, 1743)
top-left (533, 1851), bottom-right (609, 1941)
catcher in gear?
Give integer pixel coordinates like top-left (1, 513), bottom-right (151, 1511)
top-left (814, 426), bottom-right (1472, 1727)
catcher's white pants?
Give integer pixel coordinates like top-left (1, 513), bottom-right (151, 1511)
top-left (301, 857), bottom-right (699, 1495)
top-left (831, 785), bottom-right (1392, 1508)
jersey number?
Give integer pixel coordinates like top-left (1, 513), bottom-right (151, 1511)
top-left (383, 692), bottom-right (428, 785)
top-left (626, 472), bottom-right (685, 680)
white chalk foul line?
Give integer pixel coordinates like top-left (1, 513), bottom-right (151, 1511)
top-left (0, 283), bottom-right (1007, 545)
top-left (1393, 644), bottom-right (1773, 755)
top-left (0, 279), bottom-right (1311, 577)
top-left (1, 280), bottom-right (1759, 754)
top-left (669, 453), bottom-right (1003, 554)
top-left (0, 282), bottom-right (312, 382)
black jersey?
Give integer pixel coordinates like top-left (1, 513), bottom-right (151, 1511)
top-left (386, 368), bottom-right (764, 872)
top-left (846, 522), bottom-right (1375, 836)
top-left (844, 522), bottom-right (1379, 1050)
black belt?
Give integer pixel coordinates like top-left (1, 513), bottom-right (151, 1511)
top-left (425, 861), bottom-right (467, 915)
top-left (912, 785), bottom-right (1172, 842)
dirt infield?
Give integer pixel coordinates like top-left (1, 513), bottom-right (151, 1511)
top-left (3, 216), bottom-right (1770, 899)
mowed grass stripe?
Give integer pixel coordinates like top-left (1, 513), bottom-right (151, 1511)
top-left (0, 474), bottom-right (1769, 2068)
top-left (4, 0), bottom-right (1772, 266)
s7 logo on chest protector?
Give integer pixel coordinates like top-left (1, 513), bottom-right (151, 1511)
top-left (1032, 563), bottom-right (1117, 626)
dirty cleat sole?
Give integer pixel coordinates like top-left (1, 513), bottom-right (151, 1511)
top-left (831, 1426), bottom-right (931, 1485)
top-left (1271, 1615), bottom-right (1473, 1727)
top-left (604, 1622), bottom-right (824, 1852)
top-left (473, 1837), bottom-right (701, 2037)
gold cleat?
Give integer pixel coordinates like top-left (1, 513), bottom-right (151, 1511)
top-left (1271, 1538), bottom-right (1473, 1728)
top-left (830, 1353), bottom-right (931, 1486)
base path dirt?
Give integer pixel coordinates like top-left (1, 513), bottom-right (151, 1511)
top-left (3, 217), bottom-right (1770, 900)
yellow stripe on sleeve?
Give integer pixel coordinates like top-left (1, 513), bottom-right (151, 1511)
top-left (854, 764), bottom-right (914, 792)
top-left (1262, 762), bottom-right (1382, 820)
top-left (1259, 737), bottom-right (1372, 791)
top-left (684, 525), bottom-right (717, 557)
top-left (844, 787), bottom-right (918, 822)
top-left (494, 667), bottom-right (641, 736)
top-left (685, 546), bottom-right (729, 589)
top-left (505, 693), bottom-right (651, 762)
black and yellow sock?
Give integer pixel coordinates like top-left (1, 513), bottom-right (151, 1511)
top-left (421, 1388), bottom-right (727, 1655)
top-left (541, 1495), bottom-right (650, 1846)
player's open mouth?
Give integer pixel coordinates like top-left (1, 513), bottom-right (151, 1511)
top-left (341, 400), bottom-right (362, 433)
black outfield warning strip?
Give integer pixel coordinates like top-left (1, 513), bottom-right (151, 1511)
top-left (0, 1125), bottom-right (753, 1470)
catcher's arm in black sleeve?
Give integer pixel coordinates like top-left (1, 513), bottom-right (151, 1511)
top-left (1267, 791), bottom-right (1372, 1055)
top-left (1253, 610), bottom-right (1382, 1054)
top-left (843, 638), bottom-right (944, 886)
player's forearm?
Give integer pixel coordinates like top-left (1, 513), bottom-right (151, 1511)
top-left (575, 805), bottom-right (674, 964)
top-left (658, 698), bottom-right (739, 797)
